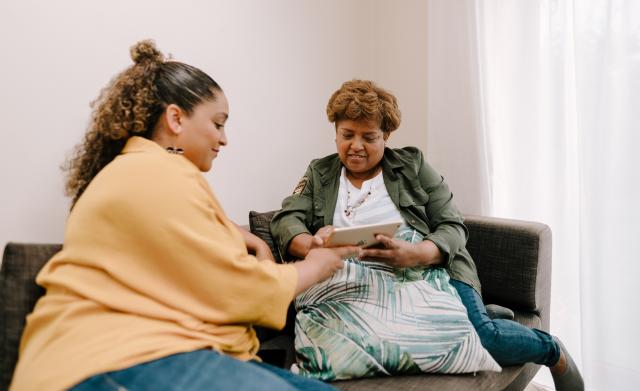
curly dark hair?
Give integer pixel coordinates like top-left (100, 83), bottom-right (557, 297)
top-left (326, 79), bottom-right (401, 133)
top-left (63, 39), bottom-right (222, 207)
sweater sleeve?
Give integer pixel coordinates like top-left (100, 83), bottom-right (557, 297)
top-left (54, 158), bottom-right (298, 330)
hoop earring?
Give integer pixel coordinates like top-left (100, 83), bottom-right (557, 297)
top-left (166, 147), bottom-right (184, 155)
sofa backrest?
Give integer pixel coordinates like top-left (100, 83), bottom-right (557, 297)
top-left (0, 243), bottom-right (61, 391)
top-left (248, 210), bottom-right (551, 316)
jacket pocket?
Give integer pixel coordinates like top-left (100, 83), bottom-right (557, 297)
top-left (311, 199), bottom-right (325, 231)
top-left (399, 188), bottom-right (430, 228)
top-left (398, 187), bottom-right (429, 207)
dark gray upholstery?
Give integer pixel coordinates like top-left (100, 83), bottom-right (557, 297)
top-left (0, 243), bottom-right (61, 391)
top-left (0, 214), bottom-right (551, 391)
top-left (249, 210), bottom-right (282, 262)
top-left (464, 215), bottom-right (552, 333)
top-left (248, 212), bottom-right (553, 391)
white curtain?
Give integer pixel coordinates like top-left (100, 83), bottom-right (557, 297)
top-left (473, 0), bottom-right (640, 389)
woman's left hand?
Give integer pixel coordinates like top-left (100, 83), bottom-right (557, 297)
top-left (233, 223), bottom-right (276, 262)
top-left (358, 235), bottom-right (443, 268)
top-left (254, 242), bottom-right (276, 262)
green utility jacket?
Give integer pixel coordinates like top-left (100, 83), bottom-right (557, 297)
top-left (270, 146), bottom-right (482, 294)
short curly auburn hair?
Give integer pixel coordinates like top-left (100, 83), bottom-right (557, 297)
top-left (326, 79), bottom-right (401, 133)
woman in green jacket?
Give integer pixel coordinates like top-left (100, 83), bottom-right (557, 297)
top-left (270, 80), bottom-right (583, 390)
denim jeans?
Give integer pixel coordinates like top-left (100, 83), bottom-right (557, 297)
top-left (450, 279), bottom-right (560, 367)
top-left (71, 349), bottom-right (336, 391)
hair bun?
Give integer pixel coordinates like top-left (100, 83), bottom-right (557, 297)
top-left (130, 39), bottom-right (164, 64)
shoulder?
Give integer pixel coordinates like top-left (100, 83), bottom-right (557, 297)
top-left (308, 153), bottom-right (340, 170)
top-left (66, 146), bottom-right (218, 253)
top-left (303, 153), bottom-right (341, 181)
top-left (108, 136), bottom-right (202, 184)
top-left (81, 150), bottom-right (210, 214)
top-left (387, 146), bottom-right (424, 160)
top-left (117, 151), bottom-right (202, 189)
top-left (384, 146), bottom-right (425, 170)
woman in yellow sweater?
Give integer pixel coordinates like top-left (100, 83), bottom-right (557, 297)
top-left (10, 40), bottom-right (355, 391)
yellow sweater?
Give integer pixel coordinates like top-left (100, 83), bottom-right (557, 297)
top-left (10, 137), bottom-right (297, 391)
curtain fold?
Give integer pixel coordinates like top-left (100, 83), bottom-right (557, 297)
top-left (573, 1), bottom-right (640, 389)
top-left (472, 0), bottom-right (640, 389)
top-left (426, 2), bottom-right (639, 387)
top-left (426, 0), bottom-right (492, 215)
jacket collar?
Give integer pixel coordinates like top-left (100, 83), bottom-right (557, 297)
top-left (314, 148), bottom-right (411, 222)
top-left (381, 147), bottom-right (406, 180)
top-left (314, 154), bottom-right (343, 186)
top-left (382, 148), bottom-right (403, 205)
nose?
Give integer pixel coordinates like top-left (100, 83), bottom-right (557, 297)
top-left (350, 137), bottom-right (364, 151)
top-left (219, 129), bottom-right (228, 146)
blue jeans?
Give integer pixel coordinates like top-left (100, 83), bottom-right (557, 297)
top-left (450, 280), bottom-right (560, 367)
top-left (71, 349), bottom-right (336, 391)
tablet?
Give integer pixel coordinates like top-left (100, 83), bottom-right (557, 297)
top-left (325, 221), bottom-right (403, 248)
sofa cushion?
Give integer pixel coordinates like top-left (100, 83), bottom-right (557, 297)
top-left (333, 310), bottom-right (540, 390)
top-left (249, 210), bottom-right (283, 262)
top-left (0, 243), bottom-right (61, 391)
top-left (291, 225), bottom-right (500, 380)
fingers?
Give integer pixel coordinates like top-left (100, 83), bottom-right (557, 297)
top-left (332, 246), bottom-right (360, 259)
top-left (254, 246), bottom-right (275, 262)
top-left (359, 248), bottom-right (393, 259)
top-left (312, 226), bottom-right (334, 248)
top-left (375, 234), bottom-right (396, 248)
top-left (315, 225), bottom-right (334, 237)
top-left (312, 235), bottom-right (324, 246)
top-left (363, 256), bottom-right (394, 264)
top-left (357, 235), bottom-right (396, 259)
top-left (259, 253), bottom-right (276, 263)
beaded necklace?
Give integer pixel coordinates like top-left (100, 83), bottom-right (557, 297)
top-left (343, 171), bottom-right (377, 220)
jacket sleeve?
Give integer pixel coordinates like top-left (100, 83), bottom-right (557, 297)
top-left (415, 150), bottom-right (469, 266)
top-left (270, 164), bottom-right (315, 260)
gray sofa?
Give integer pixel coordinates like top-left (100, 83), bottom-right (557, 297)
top-left (1, 213), bottom-right (551, 390)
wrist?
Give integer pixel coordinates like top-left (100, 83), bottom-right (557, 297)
top-left (243, 230), bottom-right (260, 250)
top-left (289, 233), bottom-right (313, 258)
top-left (305, 235), bottom-right (315, 256)
top-left (293, 257), bottom-right (324, 295)
top-left (418, 240), bottom-right (441, 266)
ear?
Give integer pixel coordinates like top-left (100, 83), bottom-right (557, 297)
top-left (383, 132), bottom-right (390, 142)
top-left (164, 104), bottom-right (184, 135)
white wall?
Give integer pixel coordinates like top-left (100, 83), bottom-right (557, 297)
top-left (0, 0), bottom-right (430, 252)
top-left (344, 0), bottom-right (430, 155)
top-left (425, 0), bottom-right (491, 215)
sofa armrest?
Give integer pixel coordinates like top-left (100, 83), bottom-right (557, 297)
top-left (1, 242), bottom-right (61, 391)
top-left (464, 215), bottom-right (552, 331)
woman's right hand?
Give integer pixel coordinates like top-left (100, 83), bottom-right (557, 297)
top-left (311, 225), bottom-right (334, 249)
top-left (287, 225), bottom-right (334, 258)
top-left (293, 246), bottom-right (358, 296)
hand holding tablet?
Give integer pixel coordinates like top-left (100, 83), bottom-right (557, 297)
top-left (324, 221), bottom-right (403, 248)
